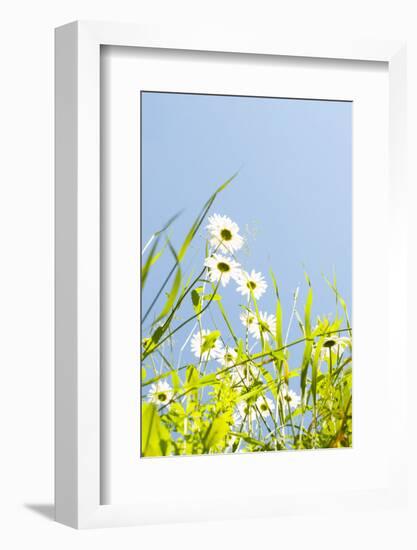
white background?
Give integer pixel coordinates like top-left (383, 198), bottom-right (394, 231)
top-left (0, 1), bottom-right (416, 549)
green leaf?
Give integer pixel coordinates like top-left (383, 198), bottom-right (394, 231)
top-left (194, 373), bottom-right (218, 388)
top-left (141, 236), bottom-right (160, 289)
top-left (258, 364), bottom-right (275, 388)
top-left (191, 289), bottom-right (200, 307)
top-left (324, 275), bottom-right (351, 332)
top-left (143, 325), bottom-right (165, 356)
top-left (237, 379), bottom-right (276, 403)
top-left (171, 401), bottom-right (185, 414)
top-left (141, 403), bottom-right (172, 457)
top-left (270, 269), bottom-right (283, 349)
top-left (201, 293), bottom-right (222, 301)
top-left (304, 286), bottom-right (313, 338)
top-left (154, 266), bottom-right (182, 323)
top-left (190, 288), bottom-right (203, 318)
top-left (248, 348), bottom-right (286, 364)
top-left (185, 365), bottom-right (199, 392)
top-left (152, 326), bottom-right (164, 344)
top-left (200, 330), bottom-right (221, 354)
top-left (300, 340), bottom-right (313, 401)
top-left (311, 336), bottom-right (325, 407)
top-left (269, 350), bottom-right (287, 362)
top-left (142, 370), bottom-right (172, 387)
top-left (229, 431), bottom-right (267, 449)
top-left (300, 280), bottom-right (314, 401)
top-left (183, 368), bottom-right (218, 392)
top-left (171, 370), bottom-right (181, 391)
top-left (203, 416), bottom-right (229, 452)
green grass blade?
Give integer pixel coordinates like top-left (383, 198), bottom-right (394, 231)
top-left (311, 336), bottom-right (325, 408)
top-left (153, 210), bottom-right (183, 237)
top-left (203, 416), bottom-right (229, 452)
top-left (141, 236), bottom-right (160, 289)
top-left (177, 172), bottom-right (238, 262)
top-left (215, 294), bottom-right (239, 346)
top-left (141, 403), bottom-right (172, 456)
top-left (324, 275), bottom-right (351, 332)
top-left (142, 172), bottom-right (238, 323)
top-left (304, 286), bottom-right (313, 338)
top-left (270, 269), bottom-right (283, 349)
top-left (300, 346), bottom-right (312, 401)
top-left (154, 266), bottom-right (182, 323)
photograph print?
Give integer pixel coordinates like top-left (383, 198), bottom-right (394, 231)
top-left (140, 91), bottom-right (352, 457)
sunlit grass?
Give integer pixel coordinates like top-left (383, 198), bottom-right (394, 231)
top-left (141, 174), bottom-right (352, 457)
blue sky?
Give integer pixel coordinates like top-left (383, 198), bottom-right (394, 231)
top-left (141, 91), bottom-right (352, 376)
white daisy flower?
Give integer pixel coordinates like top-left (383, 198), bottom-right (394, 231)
top-left (231, 363), bottom-right (260, 385)
top-left (147, 380), bottom-right (173, 408)
top-left (255, 395), bottom-right (275, 418)
top-left (207, 213), bottom-right (244, 254)
top-left (281, 387), bottom-right (301, 410)
top-left (249, 311), bottom-right (277, 341)
top-left (216, 346), bottom-right (238, 368)
top-left (236, 269), bottom-right (268, 300)
top-left (204, 254), bottom-right (241, 287)
top-left (314, 335), bottom-right (351, 361)
top-left (240, 309), bottom-right (257, 329)
top-left (190, 329), bottom-right (223, 361)
top-left (234, 400), bottom-right (253, 425)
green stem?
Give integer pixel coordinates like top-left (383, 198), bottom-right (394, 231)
top-left (142, 279), bottom-right (221, 360)
top-left (143, 328), bottom-right (352, 388)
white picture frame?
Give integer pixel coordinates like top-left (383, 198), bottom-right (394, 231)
top-left (55, 21), bottom-right (407, 529)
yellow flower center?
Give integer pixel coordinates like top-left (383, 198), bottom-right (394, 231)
top-left (217, 261), bottom-right (230, 273)
top-left (220, 228), bottom-right (233, 241)
top-left (323, 339), bottom-right (337, 348)
top-left (259, 321), bottom-right (269, 332)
